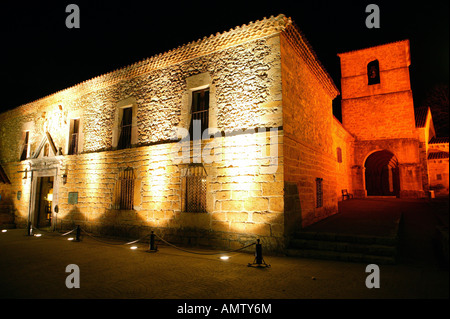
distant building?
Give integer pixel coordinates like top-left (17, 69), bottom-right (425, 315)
top-left (338, 40), bottom-right (448, 199)
top-left (0, 15), bottom-right (447, 252)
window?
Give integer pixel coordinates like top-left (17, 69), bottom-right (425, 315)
top-left (112, 98), bottom-right (138, 150)
top-left (185, 164), bottom-right (207, 213)
top-left (114, 167), bottom-right (135, 210)
top-left (189, 88), bottom-right (209, 140)
top-left (367, 60), bottom-right (380, 85)
top-left (337, 147), bottom-right (342, 163)
top-left (316, 178), bottom-right (323, 208)
top-left (68, 119), bottom-right (80, 155)
top-left (118, 107), bottom-right (133, 149)
top-left (20, 131), bottom-right (30, 161)
top-left (437, 174), bottom-right (442, 180)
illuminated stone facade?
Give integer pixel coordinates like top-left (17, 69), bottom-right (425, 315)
top-left (0, 16), bottom-right (447, 252)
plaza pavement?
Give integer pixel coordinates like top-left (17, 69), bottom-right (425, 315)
top-left (0, 198), bottom-right (448, 305)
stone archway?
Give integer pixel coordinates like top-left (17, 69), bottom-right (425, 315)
top-left (364, 150), bottom-right (400, 197)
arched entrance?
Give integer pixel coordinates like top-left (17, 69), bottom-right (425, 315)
top-left (364, 150), bottom-right (400, 197)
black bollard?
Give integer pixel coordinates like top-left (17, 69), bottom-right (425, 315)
top-left (27, 222), bottom-right (32, 236)
top-left (75, 225), bottom-right (81, 242)
top-left (255, 239), bottom-right (263, 265)
top-left (248, 239), bottom-right (270, 268)
top-left (148, 231), bottom-right (158, 252)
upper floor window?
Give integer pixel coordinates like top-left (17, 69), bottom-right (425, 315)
top-left (68, 118), bottom-right (80, 155)
top-left (20, 131), bottom-right (30, 161)
top-left (112, 98), bottom-right (137, 151)
top-left (189, 88), bottom-right (210, 140)
top-left (367, 60), bottom-right (380, 85)
top-left (118, 107), bottom-right (133, 150)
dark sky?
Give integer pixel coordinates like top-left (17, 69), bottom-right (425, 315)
top-left (0, 0), bottom-right (448, 118)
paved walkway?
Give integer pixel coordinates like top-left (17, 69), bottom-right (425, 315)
top-left (0, 198), bottom-right (448, 301)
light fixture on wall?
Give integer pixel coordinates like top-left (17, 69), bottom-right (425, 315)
top-left (62, 173), bottom-right (68, 184)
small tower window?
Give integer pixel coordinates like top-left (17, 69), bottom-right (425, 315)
top-left (367, 60), bottom-right (380, 85)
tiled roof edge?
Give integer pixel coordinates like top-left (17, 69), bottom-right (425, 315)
top-left (281, 19), bottom-right (340, 98)
top-left (2, 14), bottom-right (289, 116)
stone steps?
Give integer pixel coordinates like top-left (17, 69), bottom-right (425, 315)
top-left (286, 231), bottom-right (399, 264)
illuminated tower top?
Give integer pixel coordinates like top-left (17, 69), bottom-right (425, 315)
top-left (337, 40), bottom-right (416, 140)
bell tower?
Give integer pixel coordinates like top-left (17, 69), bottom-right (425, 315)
top-left (337, 40), bottom-right (416, 140)
top-left (338, 40), bottom-right (426, 198)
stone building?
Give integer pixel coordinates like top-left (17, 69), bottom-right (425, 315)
top-left (426, 136), bottom-right (449, 195)
top-left (0, 15), bottom-right (448, 253)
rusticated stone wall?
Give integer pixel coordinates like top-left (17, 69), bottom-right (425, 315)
top-left (332, 117), bottom-right (355, 200)
top-left (0, 26), bottom-right (288, 252)
top-left (0, 34), bottom-right (282, 160)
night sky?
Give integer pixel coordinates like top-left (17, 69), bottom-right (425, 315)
top-left (0, 1), bottom-right (448, 123)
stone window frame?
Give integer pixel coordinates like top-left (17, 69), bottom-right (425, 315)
top-left (112, 97), bottom-right (138, 150)
top-left (180, 72), bottom-right (218, 136)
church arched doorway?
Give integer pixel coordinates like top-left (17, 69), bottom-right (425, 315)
top-left (364, 150), bottom-right (400, 197)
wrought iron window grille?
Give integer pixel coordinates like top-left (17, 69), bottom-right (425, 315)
top-left (183, 163), bottom-right (207, 213)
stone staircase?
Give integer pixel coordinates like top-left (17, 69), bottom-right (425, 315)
top-left (286, 231), bottom-right (399, 264)
top-left (285, 203), bottom-right (404, 264)
top-left (286, 232), bottom-right (398, 264)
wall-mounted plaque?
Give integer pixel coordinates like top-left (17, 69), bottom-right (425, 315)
top-left (68, 192), bottom-right (78, 204)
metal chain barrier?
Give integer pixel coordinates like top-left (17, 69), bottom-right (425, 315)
top-left (61, 228), bottom-right (76, 236)
top-left (153, 232), bottom-right (255, 256)
top-left (26, 224), bottom-right (267, 266)
top-left (79, 227), bottom-right (150, 246)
